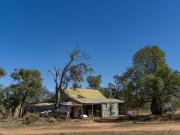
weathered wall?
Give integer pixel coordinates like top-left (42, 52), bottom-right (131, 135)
top-left (101, 103), bottom-right (119, 117)
top-left (110, 103), bottom-right (119, 117)
top-left (101, 103), bottom-right (110, 117)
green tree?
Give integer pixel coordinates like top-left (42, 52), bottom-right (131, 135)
top-left (87, 75), bottom-right (102, 89)
top-left (99, 88), bottom-right (111, 98)
top-left (108, 75), bottom-right (125, 99)
top-left (41, 86), bottom-right (54, 102)
top-left (0, 87), bottom-right (20, 117)
top-left (0, 68), bottom-right (5, 113)
top-left (0, 68), bottom-right (5, 77)
top-left (10, 68), bottom-right (43, 117)
top-left (123, 46), bottom-right (180, 114)
top-left (50, 48), bottom-right (93, 109)
top-left (0, 88), bottom-right (5, 113)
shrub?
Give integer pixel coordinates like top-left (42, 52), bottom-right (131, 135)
top-left (173, 114), bottom-right (180, 121)
top-left (22, 113), bottom-right (40, 125)
top-left (47, 117), bottom-right (57, 123)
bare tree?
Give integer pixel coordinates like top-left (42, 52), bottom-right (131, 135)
top-left (50, 48), bottom-right (93, 109)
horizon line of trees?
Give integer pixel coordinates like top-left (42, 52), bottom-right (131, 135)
top-left (0, 45), bottom-right (180, 118)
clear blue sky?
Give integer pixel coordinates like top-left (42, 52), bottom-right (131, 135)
top-left (0, 0), bottom-right (180, 91)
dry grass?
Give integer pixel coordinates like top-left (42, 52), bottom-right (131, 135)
top-left (38, 131), bottom-right (180, 135)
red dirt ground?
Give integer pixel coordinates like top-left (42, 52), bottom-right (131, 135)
top-left (0, 120), bottom-right (180, 135)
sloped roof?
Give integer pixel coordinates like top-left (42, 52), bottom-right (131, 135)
top-left (65, 88), bottom-right (124, 104)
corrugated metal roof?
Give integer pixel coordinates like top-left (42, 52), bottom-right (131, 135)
top-left (65, 88), bottom-right (124, 104)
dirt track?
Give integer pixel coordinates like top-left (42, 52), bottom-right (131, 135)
top-left (0, 120), bottom-right (180, 135)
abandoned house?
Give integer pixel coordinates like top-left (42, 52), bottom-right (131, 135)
top-left (60, 88), bottom-right (125, 118)
top-left (26, 88), bottom-right (125, 118)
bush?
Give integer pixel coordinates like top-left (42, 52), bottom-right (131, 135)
top-left (172, 99), bottom-right (180, 108)
top-left (0, 113), bottom-right (5, 121)
top-left (172, 114), bottom-right (180, 121)
top-left (47, 117), bottom-right (57, 123)
top-left (22, 113), bottom-right (40, 125)
top-left (95, 114), bottom-right (180, 123)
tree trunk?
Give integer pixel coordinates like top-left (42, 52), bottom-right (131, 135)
top-left (60, 91), bottom-right (65, 103)
top-left (18, 103), bottom-right (23, 118)
top-left (55, 89), bottom-right (65, 109)
top-left (55, 90), bottom-right (61, 109)
top-left (151, 97), bottom-right (163, 115)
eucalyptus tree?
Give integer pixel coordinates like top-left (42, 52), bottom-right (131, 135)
top-left (0, 68), bottom-right (5, 113)
top-left (10, 68), bottom-right (43, 117)
top-left (87, 75), bottom-right (102, 89)
top-left (108, 75), bottom-right (125, 99)
top-left (50, 48), bottom-right (93, 109)
top-left (0, 68), bottom-right (5, 77)
top-left (123, 46), bottom-right (180, 114)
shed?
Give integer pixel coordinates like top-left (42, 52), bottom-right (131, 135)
top-left (25, 103), bottom-right (55, 113)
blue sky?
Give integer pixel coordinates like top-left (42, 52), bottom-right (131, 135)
top-left (0, 0), bottom-right (180, 91)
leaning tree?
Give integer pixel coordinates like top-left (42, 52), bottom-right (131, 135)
top-left (50, 48), bottom-right (93, 109)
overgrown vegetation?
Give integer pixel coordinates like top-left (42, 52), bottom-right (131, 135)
top-left (92, 46), bottom-right (180, 115)
top-left (0, 69), bottom-right (43, 118)
top-left (0, 46), bottom-right (180, 119)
